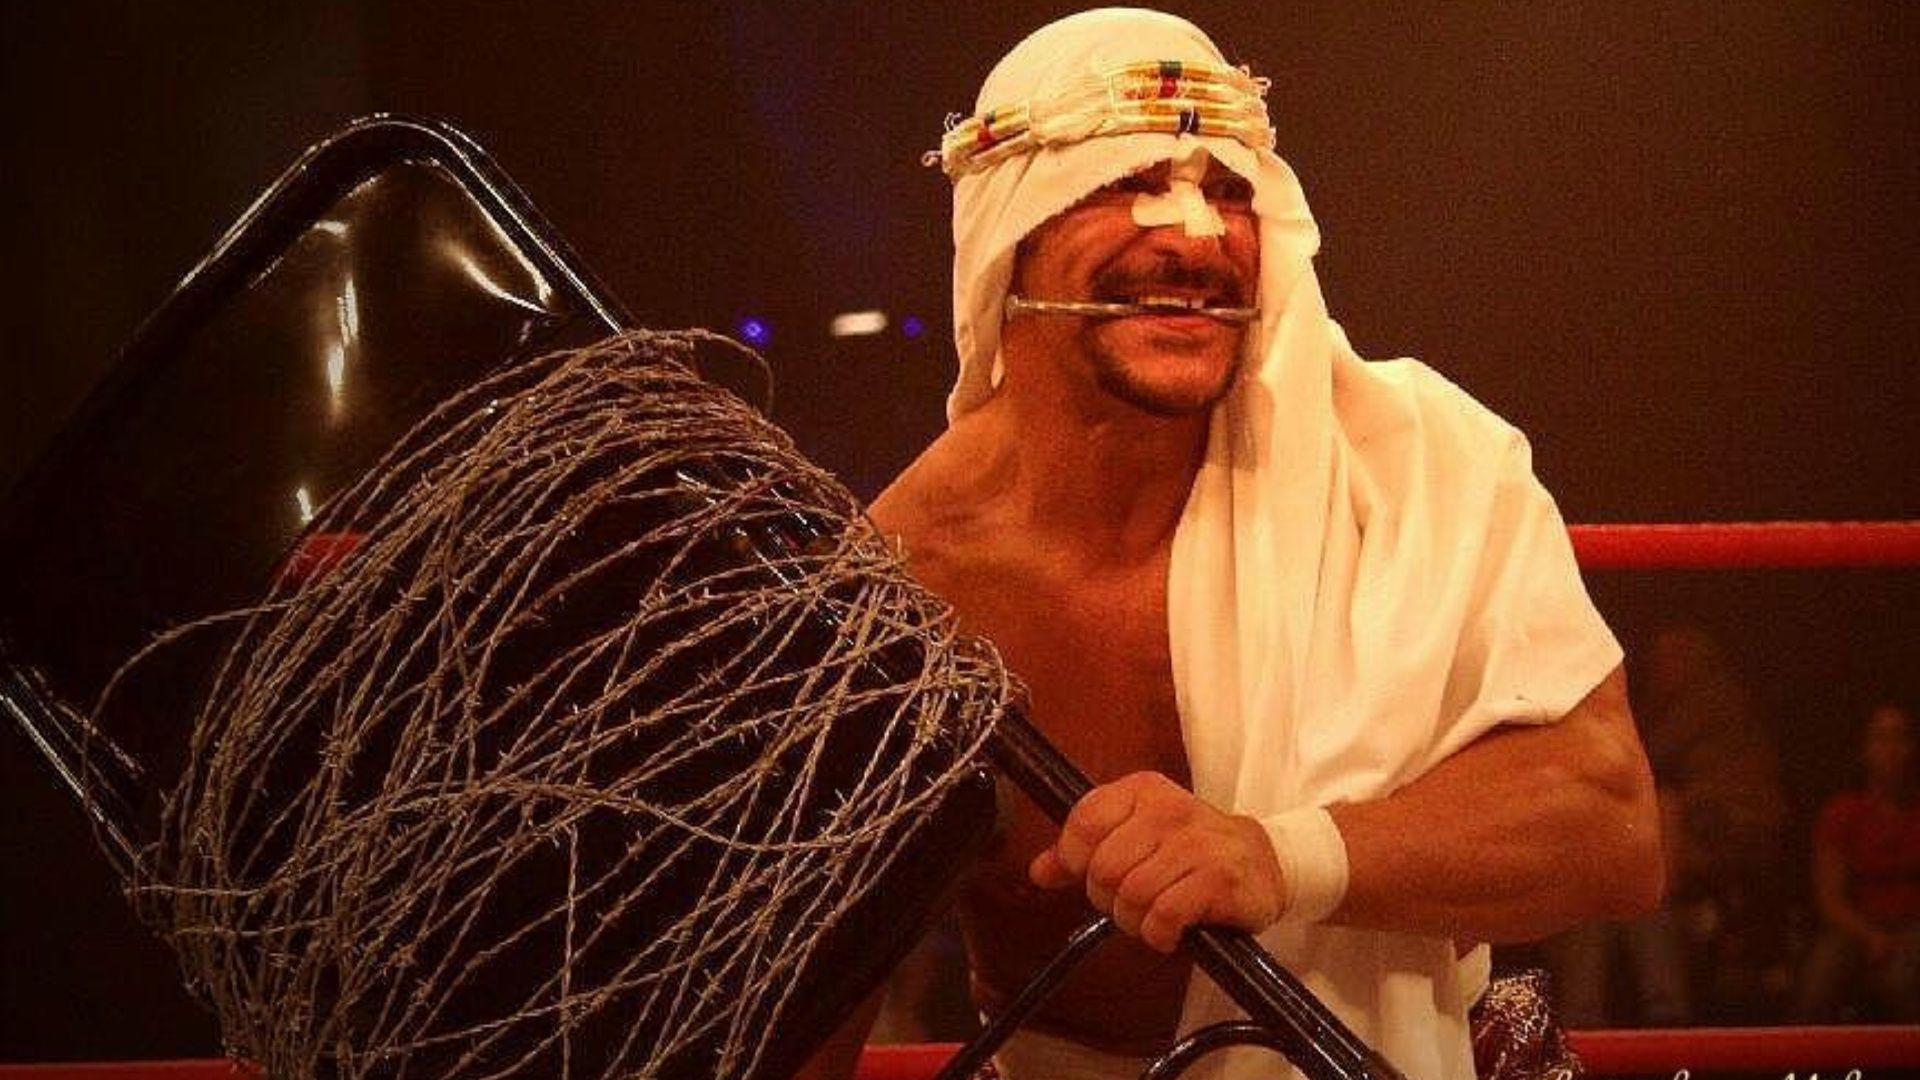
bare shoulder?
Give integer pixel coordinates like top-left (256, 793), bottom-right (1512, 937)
top-left (864, 471), bottom-right (919, 540)
top-left (866, 428), bottom-right (1005, 587)
top-left (866, 455), bottom-right (938, 561)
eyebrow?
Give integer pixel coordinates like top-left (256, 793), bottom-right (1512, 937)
top-left (1096, 165), bottom-right (1252, 198)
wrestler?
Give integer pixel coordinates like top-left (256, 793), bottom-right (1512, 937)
top-left (806, 10), bottom-right (1662, 1079)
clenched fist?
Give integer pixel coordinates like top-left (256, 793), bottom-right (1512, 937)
top-left (1028, 771), bottom-right (1287, 953)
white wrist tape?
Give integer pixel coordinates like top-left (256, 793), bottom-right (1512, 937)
top-left (1260, 805), bottom-right (1349, 924)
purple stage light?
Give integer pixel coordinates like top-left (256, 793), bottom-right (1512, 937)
top-left (737, 317), bottom-right (771, 346)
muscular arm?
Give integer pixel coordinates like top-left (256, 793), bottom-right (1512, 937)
top-left (1035, 665), bottom-right (1664, 949)
top-left (1328, 665), bottom-right (1665, 942)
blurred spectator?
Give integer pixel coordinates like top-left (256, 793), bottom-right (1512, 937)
top-left (1544, 623), bottom-right (1787, 1024)
top-left (1792, 702), bottom-right (1920, 1021)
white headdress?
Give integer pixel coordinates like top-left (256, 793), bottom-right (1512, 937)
top-left (937, 9), bottom-right (1319, 420)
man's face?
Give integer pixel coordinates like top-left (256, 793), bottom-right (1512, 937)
top-left (1010, 157), bottom-right (1260, 417)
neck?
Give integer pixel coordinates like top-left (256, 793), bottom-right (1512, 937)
top-left (955, 360), bottom-right (1210, 569)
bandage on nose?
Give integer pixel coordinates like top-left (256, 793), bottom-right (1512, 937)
top-left (1131, 144), bottom-right (1225, 237)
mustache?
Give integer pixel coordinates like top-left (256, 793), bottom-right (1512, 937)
top-left (1092, 254), bottom-right (1248, 306)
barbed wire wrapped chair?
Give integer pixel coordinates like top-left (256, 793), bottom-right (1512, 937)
top-left (0, 117), bottom-right (1399, 1080)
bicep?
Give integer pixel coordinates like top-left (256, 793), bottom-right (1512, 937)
top-left (1556, 667), bottom-right (1654, 803)
top-left (1442, 666), bottom-right (1647, 801)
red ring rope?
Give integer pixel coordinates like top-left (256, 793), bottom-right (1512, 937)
top-left (9, 1035), bottom-right (1918, 1080)
top-left (840, 1027), bottom-right (1920, 1076)
top-left (1570, 520), bottom-right (1920, 569)
top-left (1568, 1024), bottom-right (1920, 1071)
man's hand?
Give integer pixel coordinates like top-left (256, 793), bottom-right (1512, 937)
top-left (1029, 771), bottom-right (1285, 953)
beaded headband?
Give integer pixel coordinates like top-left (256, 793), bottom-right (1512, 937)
top-left (925, 60), bottom-right (1275, 179)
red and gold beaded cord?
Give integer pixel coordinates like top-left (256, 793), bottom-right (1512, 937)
top-left (925, 60), bottom-right (1275, 178)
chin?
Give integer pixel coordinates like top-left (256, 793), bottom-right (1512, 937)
top-left (1095, 352), bottom-right (1239, 417)
top-left (1088, 322), bottom-right (1243, 416)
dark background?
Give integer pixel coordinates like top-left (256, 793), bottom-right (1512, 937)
top-left (2, 0), bottom-right (1915, 1059)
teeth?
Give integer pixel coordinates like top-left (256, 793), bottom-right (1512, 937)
top-left (1133, 294), bottom-right (1207, 310)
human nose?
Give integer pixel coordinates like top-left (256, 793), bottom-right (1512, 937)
top-left (1128, 144), bottom-right (1229, 238)
top-left (1130, 176), bottom-right (1225, 238)
top-left (1137, 218), bottom-right (1233, 264)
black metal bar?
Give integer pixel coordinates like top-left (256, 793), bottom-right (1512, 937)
top-left (932, 916), bottom-right (1118, 1080)
top-left (985, 705), bottom-right (1410, 1080)
top-left (1140, 1020), bottom-right (1287, 1080)
top-left (0, 657), bottom-right (140, 876)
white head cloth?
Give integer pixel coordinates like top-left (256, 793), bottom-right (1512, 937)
top-left (945, 10), bottom-right (1621, 1080)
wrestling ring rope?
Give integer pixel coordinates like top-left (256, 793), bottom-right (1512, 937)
top-left (15, 1020), bottom-right (1920, 1079)
top-left (1568, 521), bottom-right (1920, 570)
top-left (3, 115), bottom-right (1915, 1080)
top-left (6, 1022), bottom-right (1920, 1080)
